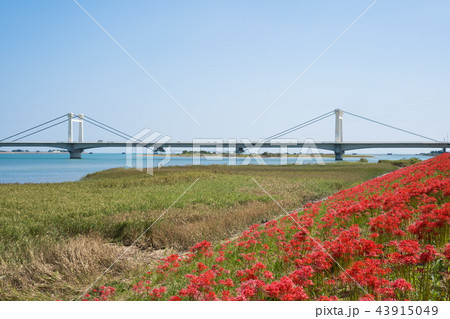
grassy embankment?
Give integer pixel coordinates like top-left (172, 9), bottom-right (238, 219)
top-left (113, 155), bottom-right (448, 301)
top-left (0, 162), bottom-right (397, 300)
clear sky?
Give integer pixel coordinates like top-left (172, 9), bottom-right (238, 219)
top-left (0, 0), bottom-right (449, 153)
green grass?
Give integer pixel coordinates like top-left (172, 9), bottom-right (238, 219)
top-left (0, 162), bottom-right (396, 300)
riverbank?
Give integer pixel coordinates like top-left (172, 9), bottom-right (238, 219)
top-left (0, 162), bottom-right (397, 300)
top-left (0, 153), bottom-right (433, 184)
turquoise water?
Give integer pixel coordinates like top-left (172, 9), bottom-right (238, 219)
top-left (0, 153), bottom-right (433, 184)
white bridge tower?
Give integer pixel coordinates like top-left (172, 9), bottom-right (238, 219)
top-left (334, 109), bottom-right (344, 160)
top-left (67, 113), bottom-right (84, 143)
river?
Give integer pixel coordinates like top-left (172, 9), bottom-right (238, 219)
top-left (0, 152), bottom-right (435, 183)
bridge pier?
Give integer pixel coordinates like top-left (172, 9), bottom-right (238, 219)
top-left (334, 144), bottom-right (344, 161)
top-left (69, 149), bottom-right (84, 159)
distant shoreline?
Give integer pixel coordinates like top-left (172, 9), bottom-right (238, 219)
top-left (137, 153), bottom-right (374, 158)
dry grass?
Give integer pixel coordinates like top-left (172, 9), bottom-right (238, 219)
top-left (147, 201), bottom-right (282, 250)
top-left (0, 234), bottom-right (174, 300)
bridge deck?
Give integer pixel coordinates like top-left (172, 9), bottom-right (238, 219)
top-left (1, 141), bottom-right (449, 150)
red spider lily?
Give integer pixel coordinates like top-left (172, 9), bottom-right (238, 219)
top-left (218, 278), bottom-right (234, 287)
top-left (236, 279), bottom-right (266, 300)
top-left (419, 245), bottom-right (437, 264)
top-left (169, 296), bottom-right (181, 301)
top-left (391, 278), bottom-right (413, 292)
top-left (263, 271), bottom-right (274, 279)
top-left (190, 240), bottom-right (214, 257)
top-left (289, 265), bottom-right (314, 286)
top-left (265, 277), bottom-right (308, 301)
top-left (196, 262), bottom-right (208, 272)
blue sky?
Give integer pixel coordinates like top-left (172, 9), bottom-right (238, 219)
top-left (0, 0), bottom-right (449, 152)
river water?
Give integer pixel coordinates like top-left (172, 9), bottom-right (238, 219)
top-left (0, 153), bottom-right (434, 184)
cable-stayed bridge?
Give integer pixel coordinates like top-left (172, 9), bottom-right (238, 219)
top-left (0, 110), bottom-right (448, 160)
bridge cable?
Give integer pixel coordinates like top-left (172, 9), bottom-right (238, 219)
top-left (0, 114), bottom-right (67, 142)
top-left (12, 119), bottom-right (68, 142)
top-left (265, 114), bottom-right (333, 141)
top-left (265, 111), bottom-right (334, 141)
top-left (343, 110), bottom-right (441, 143)
top-left (82, 115), bottom-right (139, 141)
top-left (81, 118), bottom-right (132, 141)
top-left (267, 112), bottom-right (334, 140)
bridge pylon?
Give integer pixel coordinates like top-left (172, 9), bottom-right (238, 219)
top-left (67, 113), bottom-right (73, 143)
top-left (67, 113), bottom-right (84, 143)
top-left (334, 109), bottom-right (344, 160)
top-left (67, 113), bottom-right (85, 159)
